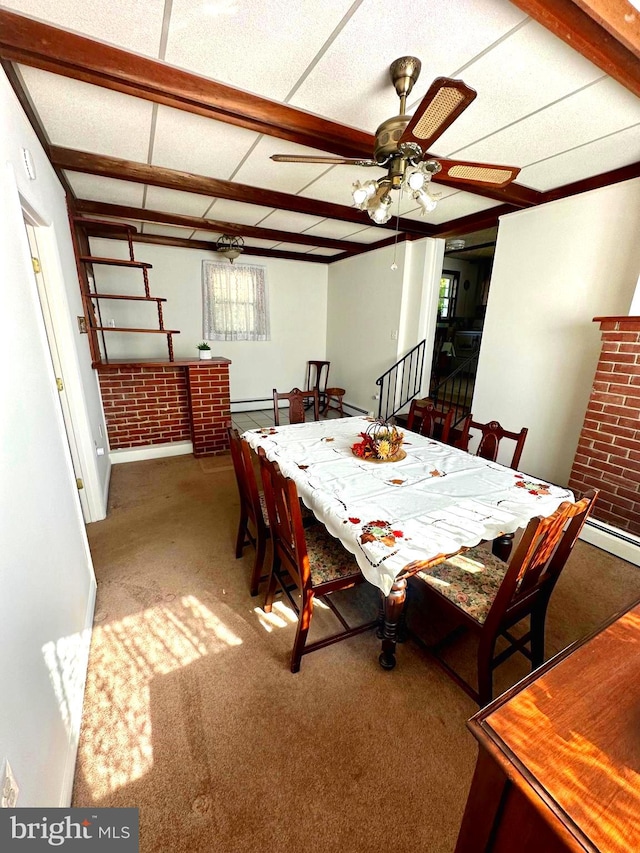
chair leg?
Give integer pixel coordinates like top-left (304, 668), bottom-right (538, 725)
top-left (530, 602), bottom-right (548, 670)
top-left (249, 531), bottom-right (267, 597)
top-left (235, 510), bottom-right (248, 558)
top-left (263, 558), bottom-right (279, 613)
top-left (477, 636), bottom-right (497, 706)
top-left (291, 590), bottom-right (314, 673)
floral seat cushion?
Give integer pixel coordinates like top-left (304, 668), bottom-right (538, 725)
top-left (415, 546), bottom-right (508, 624)
top-left (305, 526), bottom-right (362, 586)
top-left (258, 492), bottom-right (270, 526)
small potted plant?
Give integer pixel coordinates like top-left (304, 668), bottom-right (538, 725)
top-left (197, 342), bottom-right (212, 360)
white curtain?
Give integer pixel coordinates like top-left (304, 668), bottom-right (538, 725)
top-left (202, 261), bottom-right (270, 341)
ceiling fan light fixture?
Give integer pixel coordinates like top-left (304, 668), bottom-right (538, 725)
top-left (352, 179), bottom-right (377, 209)
top-left (216, 234), bottom-right (244, 263)
top-left (445, 238), bottom-right (466, 251)
top-left (413, 187), bottom-right (438, 214)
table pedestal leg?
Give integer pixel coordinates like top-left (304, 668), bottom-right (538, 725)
top-left (492, 533), bottom-right (514, 562)
top-left (379, 577), bottom-right (407, 670)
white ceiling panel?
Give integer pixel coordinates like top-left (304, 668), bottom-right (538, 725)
top-left (453, 77), bottom-right (640, 169)
top-left (205, 198), bottom-right (276, 226)
top-left (189, 230), bottom-right (224, 242)
top-left (270, 242), bottom-right (318, 253)
top-left (234, 137), bottom-right (339, 193)
top-left (290, 0), bottom-right (527, 132)
top-left (303, 219), bottom-right (374, 240)
top-left (165, 0), bottom-right (356, 101)
top-left (518, 124), bottom-right (640, 192)
top-left (152, 105), bottom-right (259, 178)
top-left (258, 210), bottom-right (325, 233)
top-left (18, 66), bottom-right (154, 161)
top-left (241, 238), bottom-right (281, 250)
top-left (144, 186), bottom-right (213, 216)
top-left (65, 171), bottom-right (145, 207)
top-left (305, 247), bottom-right (340, 256)
top-left (432, 19), bottom-right (605, 157)
top-left (141, 223), bottom-right (196, 237)
top-left (340, 226), bottom-right (388, 244)
top-left (414, 192), bottom-right (499, 225)
top-left (4, 0), bottom-right (165, 57)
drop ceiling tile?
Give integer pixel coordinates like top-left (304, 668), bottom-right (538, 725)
top-left (233, 137), bottom-right (339, 193)
top-left (141, 223), bottom-right (196, 238)
top-left (189, 229), bottom-right (224, 242)
top-left (301, 164), bottom-right (386, 207)
top-left (152, 106), bottom-right (260, 178)
top-left (65, 171), bottom-right (145, 207)
top-left (270, 243), bottom-right (315, 254)
top-left (144, 186), bottom-right (212, 216)
top-left (432, 19), bottom-right (605, 156)
top-left (303, 219), bottom-right (374, 240)
top-left (206, 199), bottom-right (276, 226)
top-left (165, 0), bottom-right (356, 100)
top-left (412, 192), bottom-right (499, 225)
top-left (306, 247), bottom-right (340, 256)
top-left (257, 210), bottom-right (325, 233)
top-left (18, 66), bottom-right (153, 161)
top-left (342, 227), bottom-right (389, 244)
top-left (453, 77), bottom-right (640, 170)
top-left (290, 0), bottom-right (526, 132)
top-left (241, 238), bottom-right (281, 250)
top-left (518, 124), bottom-right (640, 192)
top-left (5, 0), bottom-right (165, 56)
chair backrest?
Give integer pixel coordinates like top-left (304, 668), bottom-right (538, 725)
top-left (457, 417), bottom-right (528, 469)
top-left (406, 398), bottom-right (454, 444)
top-left (228, 427), bottom-right (264, 527)
top-left (487, 489), bottom-right (598, 631)
top-left (273, 387), bottom-right (320, 425)
top-left (258, 451), bottom-right (309, 589)
top-left (305, 361), bottom-right (330, 396)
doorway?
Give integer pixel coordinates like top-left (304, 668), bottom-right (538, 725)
top-left (24, 220), bottom-right (91, 521)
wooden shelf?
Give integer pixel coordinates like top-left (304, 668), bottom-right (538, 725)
top-left (89, 293), bottom-right (166, 302)
top-left (93, 327), bottom-right (180, 334)
top-left (79, 255), bottom-right (152, 269)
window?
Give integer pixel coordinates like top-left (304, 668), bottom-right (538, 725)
top-left (202, 261), bottom-right (270, 341)
top-left (438, 270), bottom-right (459, 320)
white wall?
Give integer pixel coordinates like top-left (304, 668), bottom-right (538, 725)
top-left (473, 177), bottom-right (640, 484)
top-left (1, 70), bottom-right (97, 805)
top-left (326, 238), bottom-right (443, 414)
top-left (88, 239), bottom-right (328, 408)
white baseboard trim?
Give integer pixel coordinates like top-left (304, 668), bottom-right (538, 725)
top-left (580, 520), bottom-right (640, 567)
top-left (110, 440), bottom-right (194, 464)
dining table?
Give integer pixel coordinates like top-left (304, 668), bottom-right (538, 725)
top-left (242, 416), bottom-right (574, 669)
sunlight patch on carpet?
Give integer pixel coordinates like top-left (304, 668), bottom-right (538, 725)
top-left (78, 595), bottom-right (241, 799)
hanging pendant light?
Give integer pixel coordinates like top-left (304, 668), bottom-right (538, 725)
top-left (216, 234), bottom-right (244, 263)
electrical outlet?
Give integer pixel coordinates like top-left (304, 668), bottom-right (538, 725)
top-left (1, 761), bottom-right (19, 808)
top-left (391, 330), bottom-right (398, 340)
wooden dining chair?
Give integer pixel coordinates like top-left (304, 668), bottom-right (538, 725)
top-left (305, 360), bottom-right (330, 410)
top-left (258, 451), bottom-right (378, 672)
top-left (273, 387), bottom-right (320, 425)
top-left (227, 427), bottom-right (270, 597)
top-left (406, 398), bottom-right (454, 444)
top-left (456, 417), bottom-right (528, 470)
top-left (408, 489), bottom-right (598, 705)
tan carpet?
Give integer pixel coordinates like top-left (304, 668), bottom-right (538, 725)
top-left (73, 454), bottom-right (640, 852)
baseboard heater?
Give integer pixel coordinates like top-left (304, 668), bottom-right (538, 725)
top-left (585, 518), bottom-right (640, 547)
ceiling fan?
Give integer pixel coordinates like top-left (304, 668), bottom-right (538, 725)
top-left (271, 56), bottom-right (520, 224)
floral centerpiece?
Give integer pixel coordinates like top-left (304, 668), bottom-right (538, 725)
top-left (351, 420), bottom-right (405, 462)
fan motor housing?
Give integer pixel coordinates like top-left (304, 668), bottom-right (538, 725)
top-left (374, 115), bottom-right (412, 165)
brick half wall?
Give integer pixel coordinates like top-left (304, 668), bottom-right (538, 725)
top-left (569, 317), bottom-right (640, 536)
top-left (98, 359), bottom-right (231, 456)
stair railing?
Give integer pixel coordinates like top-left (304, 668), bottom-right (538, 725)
top-left (376, 340), bottom-right (427, 422)
top-left (430, 350), bottom-right (479, 424)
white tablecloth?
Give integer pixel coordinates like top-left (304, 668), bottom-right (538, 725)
top-left (243, 417), bottom-right (573, 596)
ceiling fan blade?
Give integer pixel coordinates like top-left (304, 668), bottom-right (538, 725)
top-left (433, 157), bottom-right (521, 189)
top-left (271, 154), bottom-right (377, 166)
top-left (400, 77), bottom-right (477, 150)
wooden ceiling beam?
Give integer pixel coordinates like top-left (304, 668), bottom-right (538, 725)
top-left (74, 200), bottom-right (364, 251)
top-left (50, 147), bottom-right (438, 236)
top-left (0, 8), bottom-right (372, 160)
top-left (432, 174), bottom-right (541, 207)
top-left (0, 9), bottom-right (545, 210)
top-left (87, 230), bottom-right (330, 263)
top-left (541, 158), bottom-right (640, 203)
top-left (509, 0), bottom-right (640, 97)
top-left (571, 1), bottom-right (640, 59)
top-left (431, 205), bottom-right (519, 239)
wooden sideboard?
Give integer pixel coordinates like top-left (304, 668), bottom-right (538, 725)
top-left (455, 597), bottom-right (640, 853)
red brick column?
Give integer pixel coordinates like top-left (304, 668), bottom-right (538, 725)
top-left (187, 362), bottom-right (231, 456)
top-left (568, 317), bottom-right (640, 536)
top-left (97, 358), bottom-right (231, 456)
